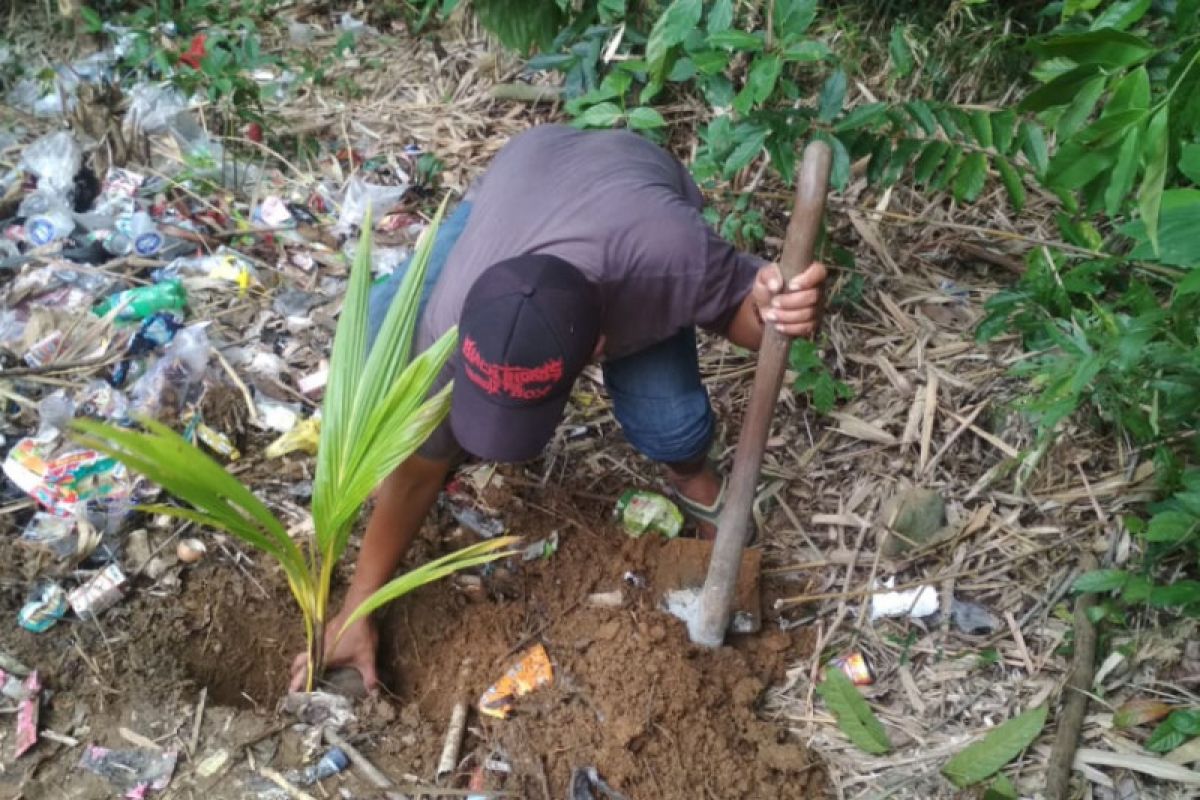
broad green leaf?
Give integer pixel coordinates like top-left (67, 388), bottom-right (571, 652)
top-left (1019, 65), bottom-right (1102, 112)
top-left (723, 125), bottom-right (770, 176)
top-left (574, 101), bottom-right (623, 128)
top-left (706, 30), bottom-right (764, 52)
top-left (906, 100), bottom-right (938, 135)
top-left (1019, 121), bottom-right (1049, 175)
top-left (707, 0), bottom-right (733, 32)
top-left (1145, 510), bottom-right (1198, 542)
top-left (942, 706), bottom-right (1048, 788)
top-left (1031, 29), bottom-right (1155, 68)
top-left (817, 667), bottom-right (892, 754)
top-left (883, 139), bottom-right (923, 186)
top-left (833, 102), bottom-right (887, 133)
top-left (969, 111), bottom-right (993, 149)
top-left (647, 0), bottom-right (703, 76)
top-left (343, 537), bottom-right (522, 626)
top-left (79, 6), bottom-right (102, 31)
top-left (996, 157), bottom-right (1026, 212)
top-left (932, 147), bottom-right (966, 192)
top-left (818, 69), bottom-right (847, 123)
top-left (782, 40), bottom-right (829, 62)
top-left (1179, 268), bottom-right (1200, 296)
top-left (1107, 67), bottom-right (1150, 115)
top-left (1146, 719), bottom-right (1190, 753)
top-left (889, 27), bottom-right (914, 78)
top-left (934, 106), bottom-right (962, 137)
top-left (1092, 0), bottom-right (1151, 30)
top-left (1138, 107), bottom-right (1170, 255)
top-left (690, 49), bottom-right (730, 75)
top-left (474, 0), bottom-right (565, 52)
top-left (825, 133), bottom-right (851, 191)
top-left (983, 774), bottom-right (1018, 800)
top-left (774, 0), bottom-right (818, 39)
top-left (914, 141), bottom-right (951, 185)
top-left (745, 54), bottom-right (782, 106)
top-left (1105, 123), bottom-right (1143, 215)
top-left (867, 137), bottom-right (892, 186)
top-left (1073, 569), bottom-right (1130, 592)
top-left (627, 106), bottom-right (667, 130)
top-left (1179, 142), bottom-right (1200, 184)
top-left (1123, 189), bottom-right (1200, 266)
top-left (1076, 109), bottom-right (1146, 146)
top-left (992, 110), bottom-right (1017, 155)
top-left (1046, 141), bottom-right (1117, 191)
top-left (953, 152), bottom-right (988, 202)
top-left (1150, 581), bottom-right (1200, 608)
top-left (1056, 74), bottom-right (1107, 139)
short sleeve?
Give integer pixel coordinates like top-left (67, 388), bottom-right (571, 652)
top-left (694, 225), bottom-right (764, 334)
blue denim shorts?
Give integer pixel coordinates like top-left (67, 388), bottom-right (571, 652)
top-left (367, 203), bottom-right (715, 465)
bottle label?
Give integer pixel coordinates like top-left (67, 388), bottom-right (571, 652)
top-left (134, 232), bottom-right (162, 256)
top-left (28, 219), bottom-right (56, 245)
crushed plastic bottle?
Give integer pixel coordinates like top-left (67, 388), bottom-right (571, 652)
top-left (614, 490), bottom-right (684, 539)
top-left (94, 279), bottom-right (187, 324)
top-left (284, 748), bottom-right (349, 786)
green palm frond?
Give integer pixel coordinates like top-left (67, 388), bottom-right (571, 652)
top-left (339, 536), bottom-right (522, 629)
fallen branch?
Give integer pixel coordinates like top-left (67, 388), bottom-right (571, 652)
top-left (490, 83), bottom-right (563, 104)
top-left (1045, 553), bottom-right (1099, 799)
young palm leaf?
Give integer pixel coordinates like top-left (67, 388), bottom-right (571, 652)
top-left (73, 200), bottom-right (518, 692)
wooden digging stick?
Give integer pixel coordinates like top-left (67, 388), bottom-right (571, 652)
top-left (690, 140), bottom-right (832, 647)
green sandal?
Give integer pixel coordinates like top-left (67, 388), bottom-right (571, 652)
top-left (671, 474), bottom-right (760, 545)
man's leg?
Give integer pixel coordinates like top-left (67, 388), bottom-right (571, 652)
top-left (366, 200), bottom-right (473, 349)
top-left (603, 329), bottom-right (724, 538)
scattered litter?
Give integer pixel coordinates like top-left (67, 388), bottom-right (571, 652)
top-left (283, 747), bottom-right (349, 786)
top-left (265, 415), bottom-right (321, 458)
top-left (569, 766), bottom-right (630, 800)
top-left (868, 578), bottom-right (940, 621)
top-left (445, 498), bottom-right (506, 538)
top-left (586, 589), bottom-right (625, 608)
top-left (521, 530), bottom-right (559, 561)
top-left (436, 702), bottom-right (468, 781)
top-left (622, 571), bottom-right (648, 590)
top-left (19, 582), bottom-right (69, 633)
top-left (337, 176), bottom-right (408, 231)
top-left (78, 745), bottom-right (178, 798)
top-left (281, 691), bottom-right (356, 731)
top-left (94, 280), bottom-right (188, 325)
top-left (19, 512), bottom-right (78, 559)
top-left (479, 643), bottom-right (554, 719)
top-left (614, 490), bottom-right (683, 538)
top-left (15, 671), bottom-right (42, 758)
top-left (175, 538), bottom-right (207, 564)
top-left (829, 652), bottom-right (874, 686)
top-left (880, 487), bottom-right (946, 557)
top-left (68, 564), bottom-right (129, 620)
top-left (949, 598), bottom-right (1002, 635)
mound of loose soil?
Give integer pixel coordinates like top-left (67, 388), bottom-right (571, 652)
top-left (0, 491), bottom-right (824, 798)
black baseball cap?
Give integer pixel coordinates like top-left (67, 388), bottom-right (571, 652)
top-left (450, 254), bottom-right (601, 462)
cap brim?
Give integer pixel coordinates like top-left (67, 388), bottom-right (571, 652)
top-left (449, 384), bottom-right (567, 463)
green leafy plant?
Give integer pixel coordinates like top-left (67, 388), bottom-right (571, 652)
top-left (816, 665), bottom-right (892, 754)
top-left (1146, 709), bottom-right (1200, 754)
top-left (789, 338), bottom-right (852, 414)
top-left (74, 205), bottom-right (519, 691)
top-left (941, 705), bottom-right (1047, 788)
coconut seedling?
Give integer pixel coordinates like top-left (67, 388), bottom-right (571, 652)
top-left (74, 202), bottom-right (518, 691)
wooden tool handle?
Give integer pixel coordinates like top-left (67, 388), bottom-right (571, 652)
top-left (690, 141), bottom-right (833, 648)
top-left (777, 141), bottom-right (833, 285)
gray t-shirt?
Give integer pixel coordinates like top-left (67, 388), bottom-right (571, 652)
top-left (415, 125), bottom-right (763, 460)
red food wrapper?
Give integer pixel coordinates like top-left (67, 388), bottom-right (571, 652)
top-left (15, 671), bottom-right (41, 757)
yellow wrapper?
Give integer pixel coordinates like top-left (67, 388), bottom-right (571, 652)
top-left (478, 643), bottom-right (553, 719)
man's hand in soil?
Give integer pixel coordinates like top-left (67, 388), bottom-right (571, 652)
top-left (289, 613), bottom-right (379, 693)
top-left (288, 454), bottom-right (451, 694)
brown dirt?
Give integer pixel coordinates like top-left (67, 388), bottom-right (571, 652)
top-left (0, 487), bottom-right (825, 798)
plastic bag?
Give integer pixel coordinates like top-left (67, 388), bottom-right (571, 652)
top-left (123, 83), bottom-right (189, 135)
top-left (20, 131), bottom-right (82, 195)
top-left (337, 176), bottom-right (409, 231)
top-left (128, 323), bottom-right (211, 419)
